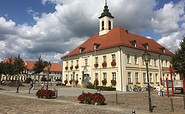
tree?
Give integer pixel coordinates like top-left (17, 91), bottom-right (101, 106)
top-left (14, 55), bottom-right (26, 74)
top-left (33, 56), bottom-right (48, 81)
top-left (171, 36), bottom-right (185, 93)
top-left (171, 36), bottom-right (185, 78)
top-left (0, 62), bottom-right (5, 81)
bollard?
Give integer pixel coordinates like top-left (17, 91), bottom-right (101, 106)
top-left (29, 88), bottom-right (31, 94)
top-left (116, 93), bottom-right (118, 105)
top-left (16, 85), bottom-right (19, 93)
top-left (170, 97), bottom-right (174, 112)
top-left (132, 110), bottom-right (136, 114)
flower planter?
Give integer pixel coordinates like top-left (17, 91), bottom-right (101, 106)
top-left (77, 92), bottom-right (106, 105)
top-left (70, 66), bottom-right (73, 70)
top-left (102, 79), bottom-right (107, 86)
top-left (102, 62), bottom-right (107, 68)
top-left (111, 60), bottom-right (116, 67)
top-left (65, 66), bottom-right (68, 70)
top-left (64, 80), bottom-right (68, 85)
top-left (36, 89), bottom-right (56, 99)
top-left (94, 63), bottom-right (98, 68)
top-left (111, 80), bottom-right (116, 86)
top-left (75, 65), bottom-right (79, 69)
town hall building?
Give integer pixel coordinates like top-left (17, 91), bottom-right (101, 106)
top-left (61, 1), bottom-right (175, 91)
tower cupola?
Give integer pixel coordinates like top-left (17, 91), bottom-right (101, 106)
top-left (99, 0), bottom-right (114, 36)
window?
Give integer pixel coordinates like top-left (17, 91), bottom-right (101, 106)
top-left (161, 60), bottom-right (163, 67)
top-left (85, 59), bottom-right (88, 66)
top-left (66, 75), bottom-right (68, 79)
top-left (128, 72), bottom-right (132, 83)
top-left (134, 55), bottom-right (138, 64)
top-left (95, 57), bottom-right (98, 64)
top-left (95, 73), bottom-right (98, 79)
top-left (66, 61), bottom-right (68, 66)
top-left (143, 73), bottom-right (147, 83)
top-left (149, 60), bottom-right (152, 66)
top-left (155, 73), bottom-right (158, 83)
top-left (112, 72), bottom-right (116, 80)
top-left (71, 61), bottom-right (73, 66)
top-left (150, 73), bottom-right (153, 83)
top-left (102, 21), bottom-right (104, 30)
top-left (127, 54), bottom-right (131, 64)
top-left (166, 60), bottom-right (168, 67)
top-left (108, 21), bottom-right (111, 30)
top-left (103, 56), bottom-right (107, 62)
top-left (135, 72), bottom-right (139, 83)
top-left (103, 73), bottom-right (107, 80)
top-left (76, 74), bottom-right (78, 80)
top-left (71, 74), bottom-right (73, 80)
top-left (76, 60), bottom-right (79, 65)
top-left (112, 54), bottom-right (116, 61)
top-left (154, 58), bottom-right (157, 66)
top-left (142, 60), bottom-right (145, 65)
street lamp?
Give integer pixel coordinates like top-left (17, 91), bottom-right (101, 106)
top-left (46, 62), bottom-right (51, 90)
top-left (142, 50), bottom-right (152, 112)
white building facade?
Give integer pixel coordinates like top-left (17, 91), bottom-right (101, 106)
top-left (62, 2), bottom-right (176, 91)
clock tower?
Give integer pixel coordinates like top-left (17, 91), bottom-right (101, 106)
top-left (99, 0), bottom-right (114, 36)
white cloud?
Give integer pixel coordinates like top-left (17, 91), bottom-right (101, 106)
top-left (152, 1), bottom-right (185, 35)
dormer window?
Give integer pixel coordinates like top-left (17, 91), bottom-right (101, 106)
top-left (160, 47), bottom-right (165, 53)
top-left (142, 43), bottom-right (148, 50)
top-left (93, 43), bottom-right (100, 50)
top-left (79, 47), bottom-right (85, 53)
top-left (130, 40), bottom-right (137, 47)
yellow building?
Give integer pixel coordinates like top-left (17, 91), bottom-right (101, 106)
top-left (61, 2), bottom-right (174, 91)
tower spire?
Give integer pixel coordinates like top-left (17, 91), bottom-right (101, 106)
top-left (105, 0), bottom-right (107, 6)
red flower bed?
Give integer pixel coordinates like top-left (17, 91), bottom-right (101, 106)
top-left (36, 89), bottom-right (55, 99)
top-left (77, 92), bottom-right (105, 105)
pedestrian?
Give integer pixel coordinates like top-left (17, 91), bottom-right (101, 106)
top-left (29, 80), bottom-right (33, 93)
top-left (160, 84), bottom-right (164, 96)
top-left (41, 82), bottom-right (45, 89)
top-left (32, 79), bottom-right (35, 90)
top-left (156, 84), bottom-right (160, 96)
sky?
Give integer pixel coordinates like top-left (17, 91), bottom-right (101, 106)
top-left (0, 0), bottom-right (185, 64)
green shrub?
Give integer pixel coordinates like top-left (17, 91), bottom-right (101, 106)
top-left (97, 86), bottom-right (116, 91)
top-left (55, 78), bottom-right (62, 81)
top-left (93, 79), bottom-right (99, 88)
top-left (86, 82), bottom-right (94, 89)
top-left (56, 83), bottom-right (62, 86)
top-left (41, 77), bottom-right (47, 81)
top-left (24, 78), bottom-right (32, 83)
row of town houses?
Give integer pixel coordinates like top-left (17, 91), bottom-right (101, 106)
top-left (1, 59), bottom-right (62, 82)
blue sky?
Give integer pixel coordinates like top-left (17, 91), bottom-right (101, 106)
top-left (0, 0), bottom-right (55, 25)
top-left (0, 0), bottom-right (184, 63)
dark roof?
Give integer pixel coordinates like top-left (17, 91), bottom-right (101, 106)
top-left (99, 3), bottom-right (114, 18)
top-left (62, 26), bottom-right (173, 59)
